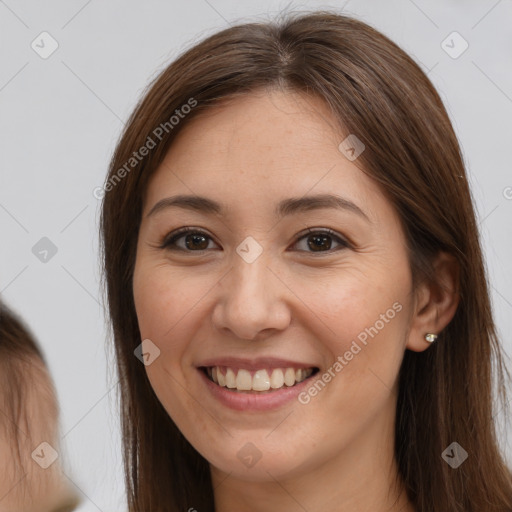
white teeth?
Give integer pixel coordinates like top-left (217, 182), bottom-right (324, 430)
top-left (225, 368), bottom-right (237, 388)
top-left (208, 366), bottom-right (314, 392)
top-left (284, 368), bottom-right (296, 387)
top-left (270, 368), bottom-right (284, 389)
top-left (252, 369), bottom-right (271, 391)
top-left (236, 369), bottom-right (252, 391)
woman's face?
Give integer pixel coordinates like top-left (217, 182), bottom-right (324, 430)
top-left (133, 90), bottom-right (417, 483)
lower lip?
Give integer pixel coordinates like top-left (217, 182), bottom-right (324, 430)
top-left (197, 368), bottom-right (317, 411)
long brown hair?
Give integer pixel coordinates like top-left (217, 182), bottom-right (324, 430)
top-left (100, 10), bottom-right (512, 511)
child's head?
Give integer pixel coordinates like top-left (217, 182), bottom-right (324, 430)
top-left (0, 301), bottom-right (80, 512)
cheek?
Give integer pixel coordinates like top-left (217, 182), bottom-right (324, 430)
top-left (133, 261), bottom-right (200, 341)
top-left (132, 263), bottom-right (199, 417)
top-left (288, 264), bottom-right (409, 345)
top-left (292, 264), bottom-right (411, 414)
top-left (132, 260), bottom-right (221, 388)
top-left (132, 268), bottom-right (168, 341)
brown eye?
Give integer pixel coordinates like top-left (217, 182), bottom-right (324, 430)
top-left (161, 227), bottom-right (349, 254)
top-left (183, 233), bottom-right (210, 250)
top-left (161, 228), bottom-right (218, 252)
top-left (307, 233), bottom-right (332, 251)
top-left (292, 229), bottom-right (349, 253)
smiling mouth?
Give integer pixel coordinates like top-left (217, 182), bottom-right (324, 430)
top-left (200, 366), bottom-right (320, 394)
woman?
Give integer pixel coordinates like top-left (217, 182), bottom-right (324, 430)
top-left (100, 10), bottom-right (512, 511)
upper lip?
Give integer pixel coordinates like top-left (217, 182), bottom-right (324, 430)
top-left (197, 357), bottom-right (319, 371)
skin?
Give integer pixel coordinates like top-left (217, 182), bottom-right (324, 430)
top-left (133, 89), bottom-right (459, 512)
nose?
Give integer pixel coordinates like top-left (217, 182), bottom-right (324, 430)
top-left (211, 252), bottom-right (291, 341)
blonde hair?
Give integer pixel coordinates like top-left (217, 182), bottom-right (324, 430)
top-left (0, 302), bottom-right (80, 512)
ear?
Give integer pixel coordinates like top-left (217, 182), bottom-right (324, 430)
top-left (406, 251), bottom-right (460, 352)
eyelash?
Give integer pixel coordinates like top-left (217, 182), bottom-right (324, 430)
top-left (159, 226), bottom-right (350, 255)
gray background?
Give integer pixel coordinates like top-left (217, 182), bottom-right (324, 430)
top-left (1, 0), bottom-right (511, 510)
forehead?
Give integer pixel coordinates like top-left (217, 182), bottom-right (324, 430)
top-left (142, 90), bottom-right (388, 224)
top-left (165, 89), bottom-right (343, 170)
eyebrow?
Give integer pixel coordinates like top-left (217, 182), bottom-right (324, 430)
top-left (147, 193), bottom-right (370, 222)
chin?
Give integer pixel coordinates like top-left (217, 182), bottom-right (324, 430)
top-left (204, 437), bottom-right (315, 482)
